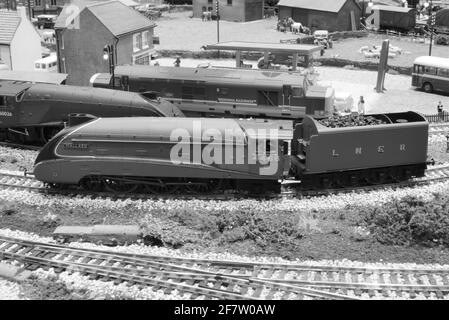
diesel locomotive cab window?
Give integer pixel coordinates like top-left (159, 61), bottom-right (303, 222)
top-left (0, 96), bottom-right (5, 106)
top-left (292, 87), bottom-right (304, 97)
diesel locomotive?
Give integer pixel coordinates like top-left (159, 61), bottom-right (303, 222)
top-left (0, 80), bottom-right (183, 144)
top-left (33, 111), bottom-right (428, 193)
top-left (90, 65), bottom-right (335, 120)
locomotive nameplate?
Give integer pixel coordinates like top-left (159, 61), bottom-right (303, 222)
top-left (63, 142), bottom-right (88, 150)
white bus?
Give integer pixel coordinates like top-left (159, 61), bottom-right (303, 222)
top-left (412, 56), bottom-right (449, 94)
top-left (34, 55), bottom-right (58, 73)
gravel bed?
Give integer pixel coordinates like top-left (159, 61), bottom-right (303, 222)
top-left (0, 176), bottom-right (448, 217)
top-left (0, 278), bottom-right (22, 300)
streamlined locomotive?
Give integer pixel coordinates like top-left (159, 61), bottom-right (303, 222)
top-left (34, 112), bottom-right (428, 192)
top-left (90, 65), bottom-right (335, 120)
top-left (0, 80), bottom-right (183, 143)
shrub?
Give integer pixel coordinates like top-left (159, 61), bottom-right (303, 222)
top-left (361, 195), bottom-right (449, 246)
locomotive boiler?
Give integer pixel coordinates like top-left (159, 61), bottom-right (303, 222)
top-left (0, 80), bottom-right (183, 144)
top-left (90, 65), bottom-right (335, 120)
top-left (33, 111), bottom-right (428, 193)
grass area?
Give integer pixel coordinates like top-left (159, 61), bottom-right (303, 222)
top-left (326, 33), bottom-right (449, 68)
top-left (155, 11), bottom-right (449, 70)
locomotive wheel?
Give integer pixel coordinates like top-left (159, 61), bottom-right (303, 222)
top-left (144, 182), bottom-right (178, 195)
top-left (40, 126), bottom-right (62, 143)
top-left (80, 177), bottom-right (104, 192)
top-left (185, 179), bottom-right (222, 194)
top-left (103, 178), bottom-right (138, 193)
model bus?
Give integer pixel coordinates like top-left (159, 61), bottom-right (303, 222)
top-left (412, 56), bottom-right (449, 94)
top-left (34, 55), bottom-right (58, 73)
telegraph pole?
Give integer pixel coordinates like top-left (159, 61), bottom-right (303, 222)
top-left (429, 4), bottom-right (435, 56)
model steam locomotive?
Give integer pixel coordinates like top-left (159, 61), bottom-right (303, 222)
top-left (0, 80), bottom-right (183, 143)
top-left (90, 65), bottom-right (335, 120)
top-left (33, 111), bottom-right (428, 192)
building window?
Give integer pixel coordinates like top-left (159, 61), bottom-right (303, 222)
top-left (142, 31), bottom-right (149, 49)
top-left (134, 53), bottom-right (150, 65)
top-left (208, 0), bottom-right (212, 3)
top-left (35, 0), bottom-right (41, 6)
top-left (133, 33), bottom-right (142, 52)
top-left (227, 0), bottom-right (232, 5)
top-left (50, 0), bottom-right (57, 5)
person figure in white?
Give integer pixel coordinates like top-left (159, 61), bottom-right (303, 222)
top-left (358, 96), bottom-right (365, 114)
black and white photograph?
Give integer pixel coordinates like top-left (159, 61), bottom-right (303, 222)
top-left (1, 0), bottom-right (449, 307)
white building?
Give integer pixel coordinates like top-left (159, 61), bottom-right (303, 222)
top-left (0, 7), bottom-right (42, 71)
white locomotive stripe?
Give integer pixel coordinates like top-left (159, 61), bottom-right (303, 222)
top-left (54, 118), bottom-right (101, 159)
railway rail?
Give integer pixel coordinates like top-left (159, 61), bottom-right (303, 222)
top-left (1, 235), bottom-right (449, 299)
top-left (0, 235), bottom-right (352, 300)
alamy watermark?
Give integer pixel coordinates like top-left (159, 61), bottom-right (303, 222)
top-left (169, 120), bottom-right (281, 176)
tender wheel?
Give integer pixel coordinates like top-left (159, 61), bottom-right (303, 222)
top-left (103, 178), bottom-right (138, 193)
top-left (185, 179), bottom-right (222, 194)
top-left (320, 176), bottom-right (333, 189)
top-left (422, 82), bottom-right (433, 93)
top-left (80, 177), bottom-right (104, 192)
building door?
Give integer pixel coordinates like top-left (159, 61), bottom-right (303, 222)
top-left (245, 1), bottom-right (262, 21)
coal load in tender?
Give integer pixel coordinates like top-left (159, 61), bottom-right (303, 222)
top-left (318, 114), bottom-right (387, 128)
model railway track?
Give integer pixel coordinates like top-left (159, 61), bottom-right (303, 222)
top-left (0, 235), bottom-right (352, 300)
top-left (1, 165), bottom-right (449, 201)
top-left (1, 235), bottom-right (449, 299)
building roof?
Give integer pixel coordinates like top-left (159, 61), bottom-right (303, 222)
top-left (0, 70), bottom-right (68, 84)
top-left (0, 10), bottom-right (21, 45)
top-left (371, 5), bottom-right (415, 13)
top-left (204, 41), bottom-right (323, 54)
top-left (277, 0), bottom-right (357, 13)
top-left (55, 1), bottom-right (155, 36)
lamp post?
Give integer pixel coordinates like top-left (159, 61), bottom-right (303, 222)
top-left (103, 44), bottom-right (115, 88)
top-left (424, 0), bottom-right (435, 56)
top-left (216, 0), bottom-right (220, 43)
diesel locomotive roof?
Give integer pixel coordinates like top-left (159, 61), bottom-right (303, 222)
top-left (66, 117), bottom-right (293, 143)
top-left (114, 65), bottom-right (306, 87)
top-left (0, 81), bottom-right (33, 96)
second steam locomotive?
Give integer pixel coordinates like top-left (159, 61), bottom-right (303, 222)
top-left (0, 80), bottom-right (183, 144)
